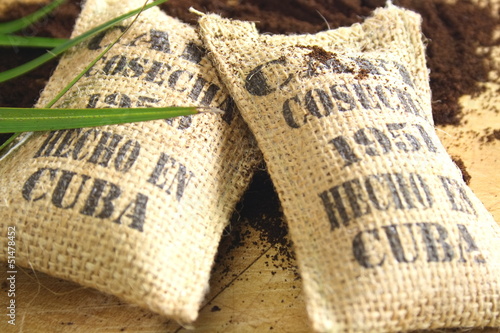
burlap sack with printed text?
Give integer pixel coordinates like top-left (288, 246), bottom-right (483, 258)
top-left (0, 0), bottom-right (261, 323)
top-left (198, 4), bottom-right (500, 332)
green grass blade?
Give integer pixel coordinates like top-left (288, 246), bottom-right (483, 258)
top-left (0, 0), bottom-right (66, 35)
top-left (0, 0), bottom-right (169, 83)
top-left (0, 132), bottom-right (33, 161)
top-left (0, 34), bottom-right (67, 48)
top-left (0, 133), bottom-right (20, 151)
top-left (0, 107), bottom-right (199, 133)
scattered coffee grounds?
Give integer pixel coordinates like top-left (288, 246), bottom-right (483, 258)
top-left (452, 156), bottom-right (472, 185)
top-left (210, 305), bottom-right (221, 312)
top-left (481, 128), bottom-right (500, 143)
top-left (236, 170), bottom-right (285, 244)
top-left (215, 167), bottom-right (299, 279)
top-left (236, 169), bottom-right (298, 274)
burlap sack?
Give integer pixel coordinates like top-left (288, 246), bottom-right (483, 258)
top-left (197, 4), bottom-right (500, 332)
top-left (0, 0), bottom-right (261, 324)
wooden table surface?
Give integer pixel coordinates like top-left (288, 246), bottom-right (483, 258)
top-left (1, 1), bottom-right (500, 332)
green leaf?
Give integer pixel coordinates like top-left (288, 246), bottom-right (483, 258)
top-left (0, 106), bottom-right (199, 132)
top-left (0, 34), bottom-right (67, 48)
top-left (0, 0), bottom-right (169, 83)
top-left (0, 133), bottom-right (20, 152)
top-left (0, 0), bottom-right (66, 35)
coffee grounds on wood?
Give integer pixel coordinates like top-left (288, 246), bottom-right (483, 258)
top-left (481, 128), bottom-right (500, 143)
top-left (452, 156), bottom-right (472, 185)
top-left (231, 168), bottom-right (299, 276)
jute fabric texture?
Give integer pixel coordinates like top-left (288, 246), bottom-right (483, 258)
top-left (0, 0), bottom-right (261, 324)
top-left (198, 4), bottom-right (500, 332)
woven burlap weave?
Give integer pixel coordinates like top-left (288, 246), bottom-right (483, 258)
top-left (198, 4), bottom-right (500, 332)
top-left (0, 0), bottom-right (261, 324)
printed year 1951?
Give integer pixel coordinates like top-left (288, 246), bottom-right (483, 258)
top-left (330, 122), bottom-right (438, 167)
